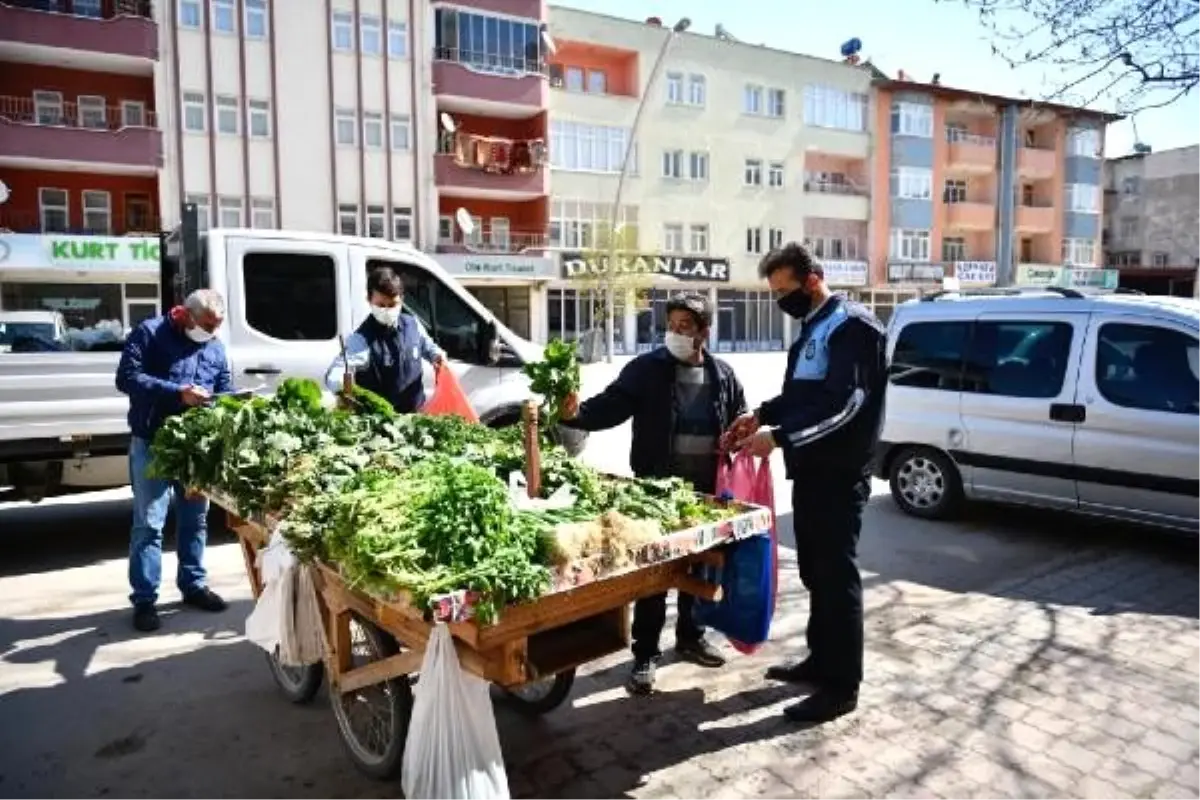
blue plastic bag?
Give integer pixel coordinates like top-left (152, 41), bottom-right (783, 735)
top-left (692, 534), bottom-right (775, 648)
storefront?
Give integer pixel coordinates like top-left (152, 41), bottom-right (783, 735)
top-left (1016, 263), bottom-right (1120, 290)
top-left (435, 253), bottom-right (556, 342)
top-left (0, 233), bottom-right (160, 334)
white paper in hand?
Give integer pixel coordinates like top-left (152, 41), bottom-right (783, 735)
top-left (402, 625), bottom-right (510, 800)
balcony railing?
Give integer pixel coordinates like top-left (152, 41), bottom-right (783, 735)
top-left (0, 95), bottom-right (157, 130)
top-left (803, 179), bottom-right (868, 196)
top-left (438, 228), bottom-right (549, 254)
top-left (8, 0), bottom-right (153, 18)
top-left (433, 46), bottom-right (547, 77)
top-left (0, 208), bottom-right (161, 236)
top-left (945, 129), bottom-right (996, 147)
top-left (437, 130), bottom-right (548, 173)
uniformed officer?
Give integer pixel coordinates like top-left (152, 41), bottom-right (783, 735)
top-left (725, 242), bottom-right (887, 724)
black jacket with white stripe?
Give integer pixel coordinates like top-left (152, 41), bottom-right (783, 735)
top-left (757, 295), bottom-right (888, 483)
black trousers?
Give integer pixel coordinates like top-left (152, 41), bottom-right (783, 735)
top-left (630, 591), bottom-right (705, 662)
top-left (792, 471), bottom-right (869, 690)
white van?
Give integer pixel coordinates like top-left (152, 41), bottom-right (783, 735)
top-left (875, 287), bottom-right (1199, 534)
top-left (0, 229), bottom-right (584, 502)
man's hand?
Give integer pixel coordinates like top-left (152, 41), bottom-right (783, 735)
top-left (180, 385), bottom-right (211, 407)
top-left (560, 391), bottom-right (580, 421)
top-left (431, 352), bottom-right (446, 369)
top-left (739, 429), bottom-right (777, 459)
top-left (721, 411), bottom-right (759, 451)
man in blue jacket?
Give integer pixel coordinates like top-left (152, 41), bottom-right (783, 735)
top-left (726, 243), bottom-right (887, 724)
top-left (561, 292), bottom-right (747, 694)
top-left (116, 289), bottom-right (233, 633)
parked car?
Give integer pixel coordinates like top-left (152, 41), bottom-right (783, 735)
top-left (875, 287), bottom-right (1199, 534)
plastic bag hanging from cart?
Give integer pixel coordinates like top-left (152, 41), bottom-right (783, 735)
top-left (423, 363), bottom-right (480, 423)
top-left (402, 625), bottom-right (510, 800)
top-left (244, 528), bottom-right (325, 666)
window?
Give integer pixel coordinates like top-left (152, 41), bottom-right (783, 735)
top-left (942, 236), bottom-right (966, 262)
top-left (564, 66), bottom-right (585, 92)
top-left (433, 7), bottom-right (546, 74)
top-left (490, 217), bottom-right (510, 249)
top-left (804, 235), bottom-right (860, 260)
top-left (890, 228), bottom-right (932, 261)
top-left (74, 0), bottom-right (102, 18)
top-left (376, 261), bottom-right (486, 363)
top-left (1065, 183), bottom-right (1100, 213)
top-left (1121, 176), bottom-right (1140, 195)
top-left (666, 72), bottom-right (684, 104)
top-left (361, 15), bottom-right (383, 55)
top-left (1152, 252), bottom-right (1170, 267)
top-left (690, 224), bottom-right (709, 254)
top-left (332, 11), bottom-right (354, 51)
top-left (1061, 238), bottom-right (1096, 266)
top-left (1096, 324), bottom-right (1199, 415)
top-left (183, 91), bottom-right (206, 132)
top-left (891, 167), bottom-right (933, 200)
top-left (363, 112), bottom-right (384, 148)
top-left (891, 101), bottom-right (934, 137)
top-left (1067, 127), bottom-right (1101, 157)
top-left (769, 227), bottom-right (784, 250)
top-left (77, 95), bottom-right (106, 129)
top-left (438, 215), bottom-right (453, 242)
top-left (250, 198), bottom-right (275, 228)
top-left (889, 321), bottom-right (970, 390)
top-left (212, 0), bottom-right (235, 33)
top-left (744, 159), bottom-right (763, 186)
top-left (34, 91), bottom-right (63, 125)
top-left (746, 227), bottom-right (763, 254)
top-left (179, 0), bottom-right (201, 28)
top-left (121, 100), bottom-right (146, 127)
top-left (688, 74), bottom-right (706, 106)
top-left (246, 99), bottom-right (270, 138)
top-left (244, 253), bottom-right (338, 341)
top-left (334, 108), bottom-right (357, 145)
top-left (549, 199), bottom-right (638, 249)
top-left (549, 121), bottom-right (635, 173)
top-left (338, 204), bottom-right (359, 236)
top-left (962, 321), bottom-right (1073, 398)
top-left (767, 88), bottom-right (785, 118)
top-left (392, 207), bottom-right (413, 241)
top-left (587, 70), bottom-right (607, 94)
top-left (366, 205), bottom-right (387, 238)
top-left (388, 19), bottom-right (408, 57)
top-left (185, 193), bottom-right (212, 230)
top-left (662, 149), bottom-right (683, 179)
top-left (803, 85), bottom-right (869, 131)
top-left (943, 179), bottom-right (967, 203)
top-left (689, 151), bottom-right (708, 181)
top-left (390, 114), bottom-right (410, 150)
top-left (38, 188), bottom-right (68, 233)
top-left (663, 223), bottom-right (684, 253)
top-left (245, 0), bottom-right (267, 37)
top-left (215, 95), bottom-right (238, 135)
top-left (743, 84), bottom-right (763, 115)
top-left (768, 162), bottom-right (785, 188)
top-left (218, 196), bottom-right (242, 227)
top-left (1119, 216), bottom-right (1139, 238)
top-left (81, 191), bottom-right (111, 234)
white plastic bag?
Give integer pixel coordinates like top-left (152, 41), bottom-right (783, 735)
top-left (507, 470), bottom-right (575, 511)
top-left (402, 625), bottom-right (510, 800)
top-left (245, 529), bottom-right (324, 666)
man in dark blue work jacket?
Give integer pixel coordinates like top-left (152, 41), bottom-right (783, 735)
top-left (725, 242), bottom-right (888, 724)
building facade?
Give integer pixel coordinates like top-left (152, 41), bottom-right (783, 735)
top-left (0, 0), bottom-right (163, 334)
top-left (1104, 144), bottom-right (1199, 297)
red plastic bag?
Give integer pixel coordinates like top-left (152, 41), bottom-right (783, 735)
top-left (714, 449), bottom-right (779, 654)
top-left (422, 364), bottom-right (480, 423)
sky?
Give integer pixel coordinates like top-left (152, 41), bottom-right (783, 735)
top-left (555, 0), bottom-right (1199, 157)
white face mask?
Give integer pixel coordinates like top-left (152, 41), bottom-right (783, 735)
top-left (664, 331), bottom-right (698, 361)
top-left (371, 304), bottom-right (401, 327)
top-left (186, 326), bottom-right (215, 343)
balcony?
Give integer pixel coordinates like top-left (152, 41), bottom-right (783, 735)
top-left (0, 1), bottom-right (157, 62)
top-left (0, 96), bottom-right (161, 172)
top-left (434, 132), bottom-right (549, 198)
top-left (951, 260), bottom-right (997, 285)
top-left (802, 179), bottom-right (869, 220)
top-left (437, 227), bottom-right (549, 255)
top-left (1016, 202), bottom-right (1056, 233)
top-left (0, 208), bottom-right (161, 235)
top-left (945, 130), bottom-right (996, 173)
top-left (944, 200), bottom-right (995, 231)
top-left (433, 47), bottom-right (548, 116)
top-left (1018, 145), bottom-right (1057, 179)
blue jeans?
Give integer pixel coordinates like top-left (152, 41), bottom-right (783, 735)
top-left (128, 436), bottom-right (209, 607)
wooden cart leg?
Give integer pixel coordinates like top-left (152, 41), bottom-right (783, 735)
top-left (330, 609), bottom-right (354, 685)
top-left (239, 535), bottom-right (264, 598)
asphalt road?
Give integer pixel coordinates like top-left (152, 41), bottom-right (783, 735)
top-left (0, 353), bottom-right (1194, 798)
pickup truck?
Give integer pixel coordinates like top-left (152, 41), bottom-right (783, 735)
top-left (0, 228), bottom-right (584, 502)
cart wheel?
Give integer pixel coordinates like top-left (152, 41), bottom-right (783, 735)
top-left (500, 668), bottom-right (576, 716)
top-left (329, 615), bottom-right (413, 780)
top-left (265, 648), bottom-right (324, 704)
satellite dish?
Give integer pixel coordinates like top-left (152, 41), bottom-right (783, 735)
top-left (540, 26), bottom-right (557, 55)
top-left (0, 180), bottom-right (9, 205)
top-left (439, 112), bottom-right (456, 133)
top-left (455, 208), bottom-right (475, 235)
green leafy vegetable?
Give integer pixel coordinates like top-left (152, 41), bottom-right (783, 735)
top-left (522, 338), bottom-right (581, 429)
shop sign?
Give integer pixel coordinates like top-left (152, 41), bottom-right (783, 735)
top-left (1065, 267), bottom-right (1119, 290)
top-left (955, 261), bottom-right (997, 285)
top-left (888, 262), bottom-right (945, 283)
top-left (561, 252), bottom-right (731, 283)
top-left (820, 260), bottom-right (869, 287)
top-left (1016, 263), bottom-right (1063, 286)
top-left (436, 253), bottom-right (556, 279)
top-left (0, 233), bottom-right (160, 271)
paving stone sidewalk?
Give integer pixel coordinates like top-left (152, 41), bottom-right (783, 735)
top-left (499, 547), bottom-right (1200, 799)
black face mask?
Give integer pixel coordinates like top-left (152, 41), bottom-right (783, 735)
top-left (777, 289), bottom-right (812, 319)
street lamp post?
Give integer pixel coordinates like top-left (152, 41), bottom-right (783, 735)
top-left (602, 17), bottom-right (690, 363)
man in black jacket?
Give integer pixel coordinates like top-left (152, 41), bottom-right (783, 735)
top-left (726, 243), bottom-right (888, 724)
top-left (562, 292), bottom-right (748, 694)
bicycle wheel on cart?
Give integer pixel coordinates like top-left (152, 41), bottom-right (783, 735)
top-left (330, 614), bottom-right (414, 781)
top-left (265, 648), bottom-right (324, 704)
top-left (499, 668), bottom-right (576, 716)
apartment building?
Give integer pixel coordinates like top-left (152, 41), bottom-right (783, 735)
top-left (544, 7), bottom-right (874, 352)
top-left (870, 77), bottom-right (1121, 321)
top-left (0, 0), bottom-right (163, 334)
top-left (1104, 144), bottom-right (1199, 297)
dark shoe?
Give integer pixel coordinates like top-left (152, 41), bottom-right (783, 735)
top-left (783, 688), bottom-right (858, 724)
top-left (133, 603), bottom-right (161, 633)
top-left (676, 638), bottom-right (726, 668)
top-left (625, 659), bottom-right (657, 695)
top-left (765, 659), bottom-right (823, 685)
top-left (182, 587), bottom-right (227, 612)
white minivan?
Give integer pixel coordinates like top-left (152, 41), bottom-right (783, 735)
top-left (875, 287), bottom-right (1199, 534)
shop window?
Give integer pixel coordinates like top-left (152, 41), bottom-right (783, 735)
top-left (550, 289), bottom-right (624, 351)
top-left (242, 252), bottom-right (337, 341)
top-left (469, 286), bottom-right (530, 339)
top-left (82, 191), bottom-right (111, 235)
top-left (716, 289), bottom-right (784, 352)
top-left (39, 188), bottom-right (69, 233)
